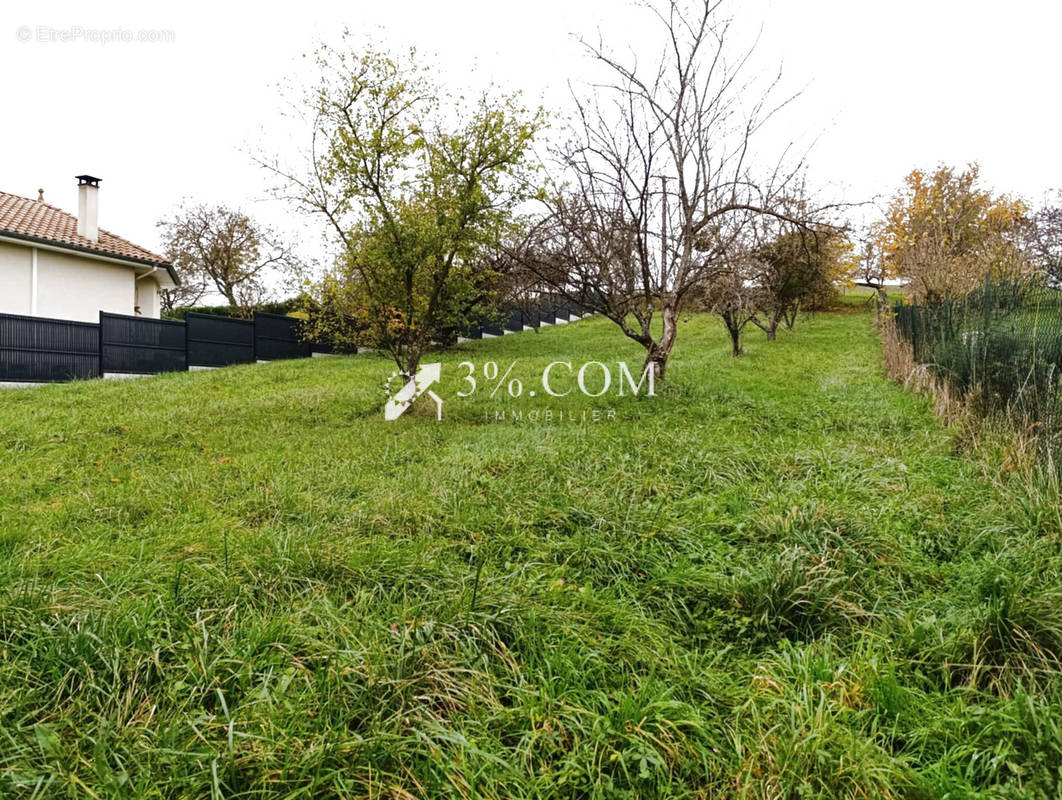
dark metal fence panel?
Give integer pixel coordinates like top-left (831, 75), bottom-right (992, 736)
top-left (540, 301), bottom-right (555, 322)
top-left (502, 308), bottom-right (524, 332)
top-left (254, 313), bottom-right (311, 360)
top-left (100, 312), bottom-right (186, 374)
top-left (186, 312), bottom-right (255, 367)
top-left (0, 312), bottom-right (100, 382)
top-left (1, 293), bottom-right (591, 386)
top-left (460, 321), bottom-right (483, 340)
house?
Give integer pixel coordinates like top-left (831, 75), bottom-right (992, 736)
top-left (0, 176), bottom-right (179, 322)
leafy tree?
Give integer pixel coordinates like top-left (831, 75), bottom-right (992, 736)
top-left (876, 164), bottom-right (1028, 303)
top-left (750, 226), bottom-right (850, 339)
top-left (264, 40), bottom-right (544, 377)
top-left (157, 204), bottom-right (298, 315)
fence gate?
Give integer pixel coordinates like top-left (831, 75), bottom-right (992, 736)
top-left (186, 312), bottom-right (255, 367)
top-left (253, 313), bottom-right (311, 360)
top-left (100, 312), bottom-right (186, 374)
top-left (0, 313), bottom-right (100, 382)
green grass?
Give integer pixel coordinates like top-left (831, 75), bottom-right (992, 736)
top-left (1, 311), bottom-right (1061, 798)
top-left (839, 287), bottom-right (905, 308)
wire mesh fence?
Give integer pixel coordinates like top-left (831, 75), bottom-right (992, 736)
top-left (891, 276), bottom-right (1062, 474)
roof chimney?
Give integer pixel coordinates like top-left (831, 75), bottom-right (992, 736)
top-left (76, 174), bottom-right (101, 242)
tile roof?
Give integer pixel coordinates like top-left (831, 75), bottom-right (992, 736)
top-left (0, 189), bottom-right (172, 269)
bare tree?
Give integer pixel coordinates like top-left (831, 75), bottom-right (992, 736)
top-left (848, 236), bottom-right (891, 317)
top-left (1028, 195), bottom-right (1062, 285)
top-left (158, 271), bottom-right (209, 317)
top-left (510, 0), bottom-right (816, 379)
top-left (157, 204), bottom-right (300, 314)
top-left (697, 255), bottom-right (757, 356)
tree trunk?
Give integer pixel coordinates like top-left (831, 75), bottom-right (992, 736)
top-left (642, 302), bottom-right (678, 381)
top-left (405, 354), bottom-right (420, 380)
top-left (782, 308), bottom-right (797, 330)
top-left (644, 348), bottom-right (668, 381)
top-left (750, 311), bottom-right (780, 341)
top-left (875, 286), bottom-right (888, 320)
top-left (724, 314), bottom-right (744, 357)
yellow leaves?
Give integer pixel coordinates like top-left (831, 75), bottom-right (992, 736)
top-left (874, 163), bottom-right (1029, 302)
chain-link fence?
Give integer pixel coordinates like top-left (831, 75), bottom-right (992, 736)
top-left (891, 276), bottom-right (1062, 474)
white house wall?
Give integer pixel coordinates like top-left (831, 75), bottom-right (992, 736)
top-left (1, 241), bottom-right (168, 322)
top-left (35, 248), bottom-right (137, 323)
top-left (135, 277), bottom-right (161, 318)
top-left (0, 241), bottom-right (32, 316)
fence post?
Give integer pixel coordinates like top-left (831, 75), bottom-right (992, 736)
top-left (911, 301), bottom-right (920, 361)
top-left (983, 273), bottom-right (991, 333)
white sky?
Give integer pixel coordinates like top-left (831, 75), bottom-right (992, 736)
top-left (2, 0), bottom-right (1060, 292)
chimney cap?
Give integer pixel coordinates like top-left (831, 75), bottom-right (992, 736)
top-left (75, 175), bottom-right (101, 187)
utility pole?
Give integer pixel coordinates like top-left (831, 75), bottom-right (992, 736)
top-left (660, 175), bottom-right (668, 283)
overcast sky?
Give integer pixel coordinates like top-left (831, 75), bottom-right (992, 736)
top-left (2, 0), bottom-right (1060, 287)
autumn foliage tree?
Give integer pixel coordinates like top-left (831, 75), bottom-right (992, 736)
top-left (876, 164), bottom-right (1028, 303)
top-left (749, 225), bottom-right (849, 339)
top-left (157, 204), bottom-right (298, 315)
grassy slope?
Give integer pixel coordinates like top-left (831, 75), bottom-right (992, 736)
top-left (1, 312), bottom-right (1060, 798)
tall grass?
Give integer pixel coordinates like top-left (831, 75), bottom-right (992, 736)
top-left (0, 311), bottom-right (1060, 796)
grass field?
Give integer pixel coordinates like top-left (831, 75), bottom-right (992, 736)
top-left (1, 310), bottom-right (1061, 798)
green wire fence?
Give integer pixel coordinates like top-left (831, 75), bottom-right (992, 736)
top-left (891, 276), bottom-right (1062, 476)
